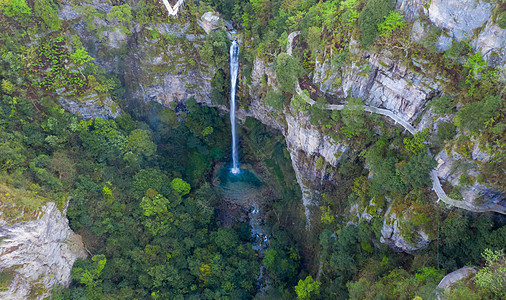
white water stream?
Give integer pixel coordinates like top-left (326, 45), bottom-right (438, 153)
top-left (230, 40), bottom-right (240, 174)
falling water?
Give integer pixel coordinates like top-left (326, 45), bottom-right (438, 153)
top-left (230, 40), bottom-right (240, 174)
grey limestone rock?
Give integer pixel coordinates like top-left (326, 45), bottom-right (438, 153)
top-left (428, 0), bottom-right (494, 41)
top-left (198, 12), bottom-right (221, 34)
top-left (0, 202), bottom-right (87, 299)
top-left (395, 0), bottom-right (429, 21)
top-left (474, 21), bottom-right (506, 66)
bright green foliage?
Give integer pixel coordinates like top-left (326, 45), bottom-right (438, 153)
top-left (275, 53), bottom-right (305, 93)
top-left (0, 0), bottom-right (32, 19)
top-left (32, 36), bottom-right (93, 95)
top-left (464, 52), bottom-right (487, 80)
top-left (171, 178), bottom-right (191, 196)
top-left (73, 254), bottom-right (107, 288)
top-left (403, 128), bottom-right (430, 155)
top-left (320, 206), bottom-right (334, 225)
top-left (1, 80), bottom-right (14, 94)
top-left (107, 4), bottom-right (132, 22)
top-left (378, 11), bottom-right (405, 37)
top-left (34, 0), bottom-right (61, 31)
top-left (201, 126), bottom-right (213, 136)
top-left (474, 249), bottom-right (506, 297)
top-left (295, 276), bottom-right (321, 299)
top-left (70, 47), bottom-right (95, 66)
top-left (340, 0), bottom-right (360, 27)
top-left (358, 0), bottom-right (395, 47)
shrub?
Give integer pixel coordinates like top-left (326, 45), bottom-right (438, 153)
top-left (358, 0), bottom-right (395, 47)
top-left (497, 11), bottom-right (506, 29)
top-left (34, 0), bottom-right (61, 31)
top-left (378, 11), bottom-right (405, 37)
top-left (1, 0), bottom-right (32, 19)
top-left (275, 53), bottom-right (305, 93)
top-left (436, 122), bottom-right (456, 143)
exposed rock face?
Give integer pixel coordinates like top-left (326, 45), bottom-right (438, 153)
top-left (0, 202), bottom-right (87, 299)
top-left (435, 144), bottom-right (506, 208)
top-left (396, 0), bottom-right (429, 21)
top-left (198, 12), bottom-right (221, 34)
top-left (437, 266), bottom-right (476, 289)
top-left (285, 113), bottom-right (347, 225)
top-left (61, 93), bottom-right (121, 119)
top-left (474, 21), bottom-right (506, 66)
top-left (428, 0), bottom-right (494, 41)
top-left (380, 205), bottom-right (431, 253)
top-left (315, 50), bottom-right (441, 122)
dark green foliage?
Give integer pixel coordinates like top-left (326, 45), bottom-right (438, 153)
top-left (443, 41), bottom-right (470, 65)
top-left (275, 53), bottom-right (305, 93)
top-left (265, 89), bottom-right (289, 111)
top-left (199, 30), bottom-right (231, 70)
top-left (400, 152), bottom-right (437, 189)
top-left (497, 11), bottom-right (506, 29)
top-left (436, 122), bottom-right (457, 143)
top-left (358, 0), bottom-right (395, 48)
top-left (454, 95), bottom-right (503, 133)
top-left (429, 95), bottom-right (456, 115)
top-left (210, 69), bottom-right (229, 105)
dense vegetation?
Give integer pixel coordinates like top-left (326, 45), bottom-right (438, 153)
top-left (0, 0), bottom-right (505, 299)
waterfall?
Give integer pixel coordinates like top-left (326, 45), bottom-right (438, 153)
top-left (230, 40), bottom-right (240, 174)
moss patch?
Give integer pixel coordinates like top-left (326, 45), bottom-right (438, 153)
top-left (0, 183), bottom-right (51, 224)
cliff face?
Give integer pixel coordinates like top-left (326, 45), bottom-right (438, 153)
top-left (49, 0), bottom-right (505, 254)
top-left (0, 202), bottom-right (87, 299)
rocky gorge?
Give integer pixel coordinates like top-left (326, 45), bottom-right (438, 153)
top-left (1, 0), bottom-right (506, 298)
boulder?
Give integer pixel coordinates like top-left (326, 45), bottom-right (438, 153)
top-left (199, 12), bottom-right (221, 34)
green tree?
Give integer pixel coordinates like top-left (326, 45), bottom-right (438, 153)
top-left (199, 30), bottom-right (231, 70)
top-left (378, 11), bottom-right (405, 37)
top-left (358, 0), bottom-right (394, 47)
top-left (72, 254), bottom-right (107, 299)
top-left (341, 96), bottom-right (365, 137)
top-left (454, 95), bottom-right (502, 133)
top-left (401, 152), bottom-right (437, 189)
top-left (107, 4), bottom-right (132, 22)
top-left (125, 129), bottom-right (156, 158)
top-left (295, 276), bottom-right (321, 299)
top-left (34, 0), bottom-right (61, 30)
top-left (171, 178), bottom-right (190, 196)
top-left (275, 53), bottom-right (305, 93)
top-left (474, 249), bottom-right (506, 297)
top-left (403, 128), bottom-right (430, 155)
top-left (1, 0), bottom-right (32, 19)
